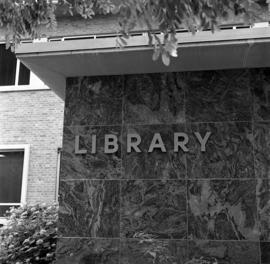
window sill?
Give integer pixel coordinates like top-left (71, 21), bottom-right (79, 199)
top-left (0, 85), bottom-right (50, 92)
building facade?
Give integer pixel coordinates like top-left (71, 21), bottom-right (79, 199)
top-left (14, 12), bottom-right (270, 264)
top-left (0, 44), bottom-right (64, 221)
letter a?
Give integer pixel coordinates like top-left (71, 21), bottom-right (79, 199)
top-left (148, 133), bottom-right (166, 153)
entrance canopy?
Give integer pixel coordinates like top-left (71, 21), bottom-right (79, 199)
top-left (16, 26), bottom-right (270, 99)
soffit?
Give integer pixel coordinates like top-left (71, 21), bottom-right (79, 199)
top-left (15, 27), bottom-right (270, 99)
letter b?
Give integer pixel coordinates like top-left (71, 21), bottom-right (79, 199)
top-left (104, 134), bottom-right (119, 153)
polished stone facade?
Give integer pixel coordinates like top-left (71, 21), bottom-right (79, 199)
top-left (57, 69), bottom-right (270, 264)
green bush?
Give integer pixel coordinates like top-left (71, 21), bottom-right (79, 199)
top-left (0, 204), bottom-right (58, 264)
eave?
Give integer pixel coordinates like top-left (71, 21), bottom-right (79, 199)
top-left (16, 26), bottom-right (270, 99)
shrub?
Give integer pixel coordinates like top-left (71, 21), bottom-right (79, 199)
top-left (0, 204), bottom-right (58, 264)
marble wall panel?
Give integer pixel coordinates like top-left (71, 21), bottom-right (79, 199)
top-left (187, 122), bottom-right (254, 179)
top-left (186, 70), bottom-right (252, 122)
top-left (124, 73), bottom-right (185, 125)
top-left (188, 180), bottom-right (259, 240)
top-left (123, 125), bottom-right (186, 179)
top-left (121, 239), bottom-right (187, 264)
top-left (56, 238), bottom-right (119, 264)
top-left (66, 76), bottom-right (124, 100)
top-left (257, 179), bottom-right (270, 241)
top-left (120, 180), bottom-right (187, 239)
top-left (188, 240), bottom-right (260, 264)
top-left (261, 242), bottom-right (270, 264)
top-left (65, 98), bottom-right (122, 126)
top-left (61, 126), bottom-right (122, 180)
top-left (254, 122), bottom-right (270, 179)
top-left (65, 76), bottom-right (123, 126)
top-left (252, 69), bottom-right (270, 121)
top-left (58, 180), bottom-right (120, 237)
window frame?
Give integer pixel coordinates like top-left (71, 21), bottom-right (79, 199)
top-left (0, 144), bottom-right (30, 223)
top-left (0, 42), bottom-right (49, 92)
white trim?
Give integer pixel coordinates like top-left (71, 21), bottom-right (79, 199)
top-left (0, 84), bottom-right (49, 92)
top-left (21, 145), bottom-right (30, 204)
top-left (15, 59), bottom-right (20, 85)
top-left (0, 144), bottom-right (30, 207)
top-left (55, 149), bottom-right (61, 202)
top-left (0, 203), bottom-right (21, 206)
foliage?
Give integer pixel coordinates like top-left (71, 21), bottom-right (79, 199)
top-left (0, 0), bottom-right (268, 64)
top-left (115, 0), bottom-right (266, 65)
top-left (0, 0), bottom-right (57, 50)
top-left (0, 204), bottom-right (58, 264)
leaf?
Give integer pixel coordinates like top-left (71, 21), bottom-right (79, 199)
top-left (116, 36), bottom-right (127, 48)
top-left (5, 34), bottom-right (11, 50)
top-left (119, 36), bottom-right (127, 45)
top-left (10, 44), bottom-right (15, 52)
top-left (161, 51), bottom-right (170, 66)
top-left (267, 0), bottom-right (270, 11)
top-left (165, 40), bottom-right (178, 57)
top-left (152, 48), bottom-right (160, 61)
top-left (147, 250), bottom-right (157, 259)
top-left (111, 4), bottom-right (120, 15)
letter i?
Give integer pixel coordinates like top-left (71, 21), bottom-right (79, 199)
top-left (91, 135), bottom-right (97, 154)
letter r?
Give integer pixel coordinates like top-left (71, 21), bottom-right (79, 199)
top-left (127, 133), bottom-right (141, 153)
top-left (174, 133), bottom-right (189, 152)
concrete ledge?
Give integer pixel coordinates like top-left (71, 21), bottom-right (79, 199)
top-left (15, 27), bottom-right (270, 99)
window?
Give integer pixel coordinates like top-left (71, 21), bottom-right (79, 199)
top-left (0, 43), bottom-right (48, 92)
top-left (0, 145), bottom-right (30, 218)
top-left (0, 44), bottom-right (30, 86)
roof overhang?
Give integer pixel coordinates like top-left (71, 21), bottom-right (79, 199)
top-left (16, 27), bottom-right (270, 99)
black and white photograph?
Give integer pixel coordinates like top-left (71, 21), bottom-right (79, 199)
top-left (0, 1), bottom-right (270, 263)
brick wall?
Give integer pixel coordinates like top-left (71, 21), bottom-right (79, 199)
top-left (0, 89), bottom-right (64, 204)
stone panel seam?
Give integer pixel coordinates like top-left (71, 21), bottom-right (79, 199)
top-left (60, 178), bottom-right (259, 181)
top-left (252, 75), bottom-right (263, 264)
